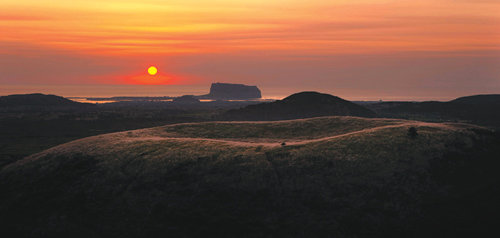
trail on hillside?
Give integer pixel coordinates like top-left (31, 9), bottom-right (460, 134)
top-left (124, 122), bottom-right (455, 148)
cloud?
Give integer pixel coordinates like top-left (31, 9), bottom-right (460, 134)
top-left (0, 42), bottom-right (125, 84)
top-left (0, 0), bottom-right (499, 99)
top-left (1, 0), bottom-right (498, 55)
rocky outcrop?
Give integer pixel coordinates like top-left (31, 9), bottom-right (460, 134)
top-left (200, 83), bottom-right (261, 100)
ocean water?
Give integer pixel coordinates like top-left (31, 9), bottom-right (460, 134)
top-left (1, 84), bottom-right (460, 102)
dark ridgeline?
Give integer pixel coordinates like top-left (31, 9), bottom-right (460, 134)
top-left (0, 93), bottom-right (94, 111)
top-left (172, 95), bottom-right (201, 104)
top-left (222, 91), bottom-right (376, 120)
top-left (199, 82), bottom-right (262, 100)
top-left (449, 94), bottom-right (500, 104)
top-left (367, 94), bottom-right (500, 127)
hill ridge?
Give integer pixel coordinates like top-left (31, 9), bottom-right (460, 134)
top-left (119, 122), bottom-right (459, 147)
top-left (223, 91), bottom-right (376, 120)
top-left (1, 115), bottom-right (498, 237)
top-left (19, 116), bottom-right (484, 161)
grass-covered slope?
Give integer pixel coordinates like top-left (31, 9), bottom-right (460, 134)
top-left (1, 116), bottom-right (499, 237)
top-left (222, 91), bottom-right (376, 120)
top-left (0, 93), bottom-right (93, 111)
top-left (367, 94), bottom-right (500, 127)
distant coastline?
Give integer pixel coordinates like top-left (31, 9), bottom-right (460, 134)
top-left (68, 97), bottom-right (278, 104)
top-left (2, 84), bottom-right (484, 102)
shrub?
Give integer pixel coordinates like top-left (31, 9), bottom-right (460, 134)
top-left (408, 127), bottom-right (418, 138)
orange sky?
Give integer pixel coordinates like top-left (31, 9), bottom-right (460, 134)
top-left (1, 0), bottom-right (499, 99)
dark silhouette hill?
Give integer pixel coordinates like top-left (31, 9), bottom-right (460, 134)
top-left (1, 116), bottom-right (499, 237)
top-left (367, 94), bottom-right (500, 127)
top-left (450, 94), bottom-right (500, 105)
top-left (0, 93), bottom-right (93, 111)
top-left (173, 95), bottom-right (200, 104)
top-left (222, 91), bottom-right (376, 120)
top-left (198, 83), bottom-right (261, 100)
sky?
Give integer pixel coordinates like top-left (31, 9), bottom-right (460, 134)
top-left (1, 0), bottom-right (499, 100)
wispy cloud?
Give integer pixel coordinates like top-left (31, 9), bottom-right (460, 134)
top-left (0, 0), bottom-right (499, 98)
top-left (1, 0), bottom-right (498, 55)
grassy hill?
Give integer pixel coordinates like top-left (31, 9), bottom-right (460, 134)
top-left (0, 93), bottom-right (94, 111)
top-left (1, 116), bottom-right (499, 237)
top-left (367, 94), bottom-right (500, 127)
top-left (450, 94), bottom-right (500, 104)
top-left (222, 92), bottom-right (376, 120)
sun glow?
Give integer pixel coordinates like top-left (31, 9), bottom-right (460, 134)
top-left (148, 66), bottom-right (157, 75)
top-left (1, 0), bottom-right (499, 92)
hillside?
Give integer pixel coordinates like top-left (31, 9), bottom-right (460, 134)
top-left (172, 95), bottom-right (201, 104)
top-left (0, 93), bottom-right (93, 111)
top-left (1, 116), bottom-right (499, 237)
top-left (450, 94), bottom-right (500, 105)
top-left (223, 91), bottom-right (376, 120)
top-left (367, 94), bottom-right (500, 127)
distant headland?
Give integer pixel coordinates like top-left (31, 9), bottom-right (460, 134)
top-left (82, 82), bottom-right (262, 102)
top-left (197, 83), bottom-right (262, 100)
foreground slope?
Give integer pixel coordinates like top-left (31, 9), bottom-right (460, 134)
top-left (1, 116), bottom-right (499, 237)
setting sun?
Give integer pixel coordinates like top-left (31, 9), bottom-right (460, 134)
top-left (148, 66), bottom-right (157, 75)
top-left (1, 1), bottom-right (500, 237)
